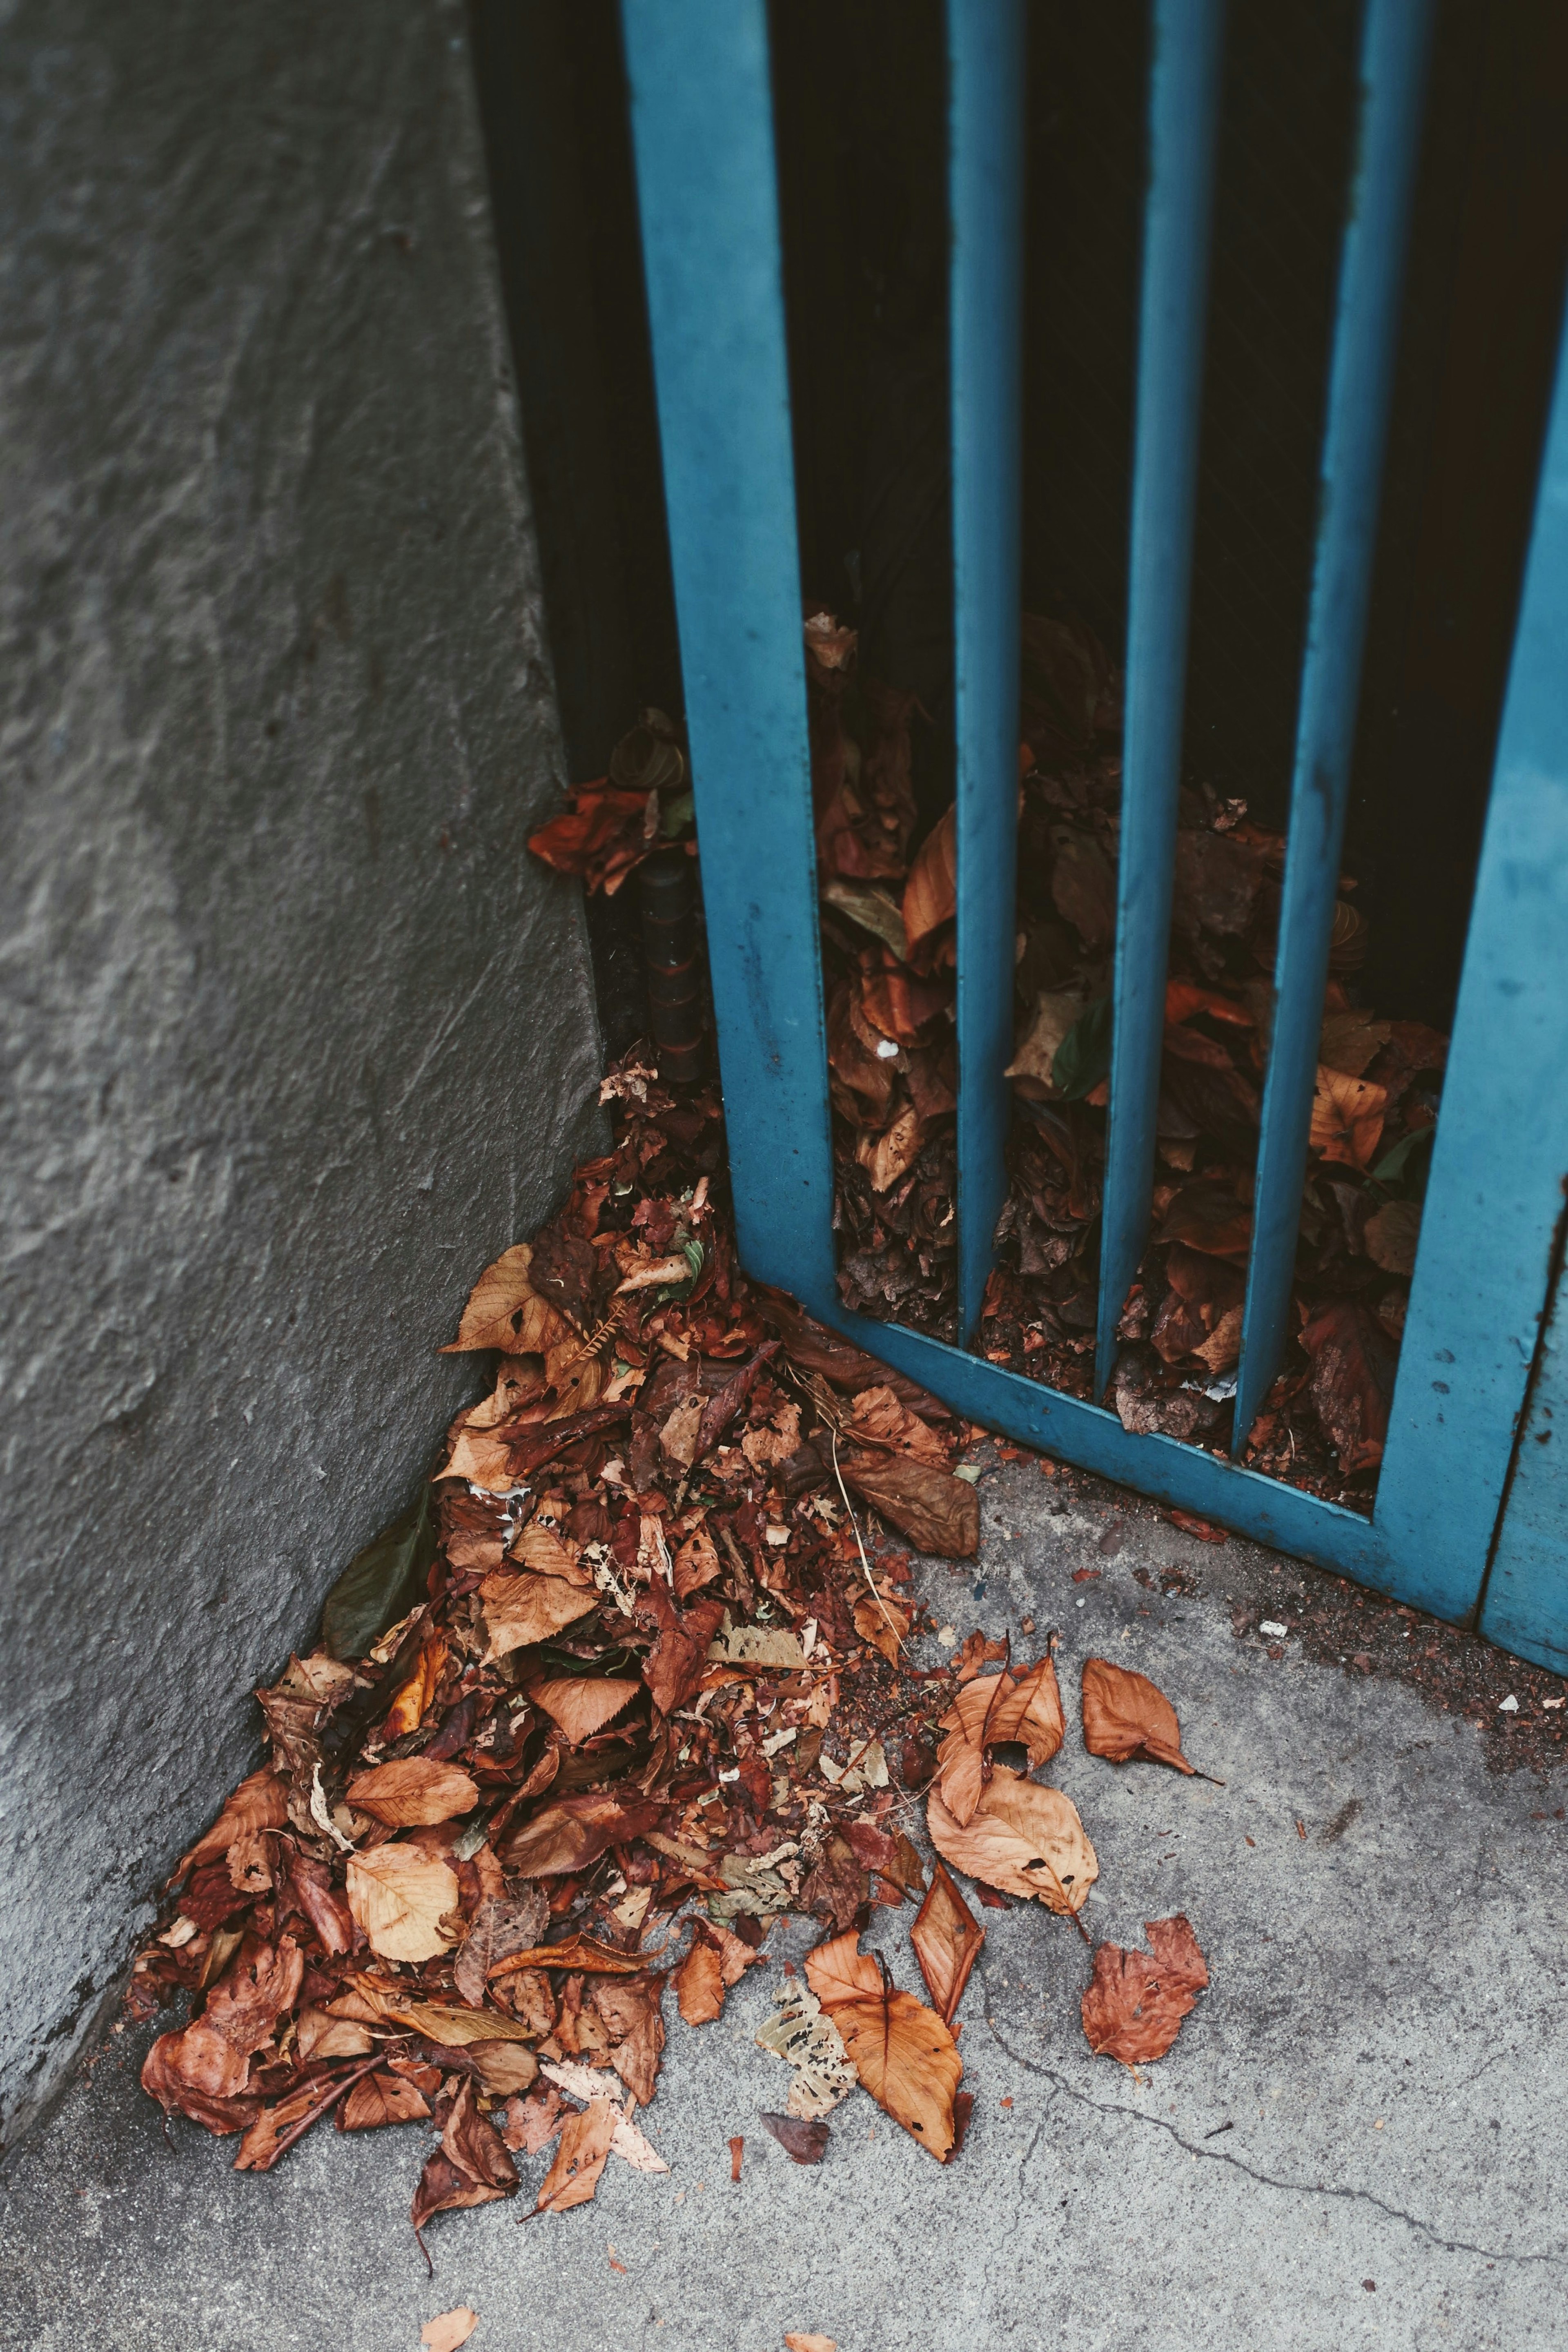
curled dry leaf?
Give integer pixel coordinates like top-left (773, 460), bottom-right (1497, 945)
top-left (344, 1757), bottom-right (479, 1827)
top-left (345, 1844), bottom-right (460, 1963)
top-left (534, 2096), bottom-right (618, 2215)
top-left (784, 2337), bottom-right (837, 2352)
top-left (838, 1450), bottom-right (979, 1558)
top-left (294, 2007), bottom-right (374, 2064)
top-left (926, 1768), bottom-right (1098, 1913)
top-left (421, 2310), bottom-right (480, 2352)
top-left (760, 2110), bottom-right (831, 2165)
top-left (591, 1971), bottom-right (668, 2106)
top-left (909, 1864), bottom-right (985, 2025)
top-left (536, 2060), bottom-right (670, 2173)
top-left (509, 1520), bottom-right (592, 1584)
top-left (470, 2044), bottom-right (541, 2099)
top-left (498, 1789), bottom-right (661, 1879)
top-left (1080, 1657), bottom-right (1196, 1775)
top-left (340, 2070), bottom-right (431, 2131)
top-left (412, 2079), bottom-right (519, 2243)
top-left (902, 805), bottom-right (956, 958)
top-left (675, 1928), bottom-right (726, 2025)
top-left (141, 1938), bottom-right (304, 2128)
top-left (851, 1590), bottom-right (910, 1664)
top-left (1080, 1913), bottom-right (1209, 2068)
top-left (935, 1656), bottom-right (1065, 1826)
top-left (177, 1767), bottom-right (288, 1877)
top-left (526, 1676), bottom-right (641, 1745)
top-left (1298, 1297), bottom-right (1395, 1473)
top-left (490, 1933), bottom-right (648, 1979)
top-left (441, 1242), bottom-right (571, 1355)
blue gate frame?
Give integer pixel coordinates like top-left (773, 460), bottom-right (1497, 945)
top-left (617, 0), bottom-right (1568, 1664)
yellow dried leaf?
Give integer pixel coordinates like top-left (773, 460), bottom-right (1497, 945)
top-left (345, 1844), bottom-right (460, 1963)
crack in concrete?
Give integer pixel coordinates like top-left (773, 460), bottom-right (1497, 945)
top-left (984, 2014), bottom-right (1567, 2268)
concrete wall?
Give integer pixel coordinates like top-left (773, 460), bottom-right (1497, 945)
top-left (0, 0), bottom-right (603, 2150)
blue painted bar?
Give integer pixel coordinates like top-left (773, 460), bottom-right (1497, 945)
top-left (950, 0), bottom-right (1026, 1344)
top-left (620, 0), bottom-right (837, 1304)
top-left (792, 1276), bottom-right (1394, 1587)
top-left (1482, 1265), bottom-right (1568, 1671)
top-left (1094, 0), bottom-right (1226, 1400)
top-left (1231, 0), bottom-right (1435, 1451)
top-left (1379, 293), bottom-right (1568, 1632)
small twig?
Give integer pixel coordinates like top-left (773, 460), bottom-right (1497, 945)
top-left (256, 2052), bottom-right (386, 2171)
top-left (830, 1431), bottom-right (906, 1653)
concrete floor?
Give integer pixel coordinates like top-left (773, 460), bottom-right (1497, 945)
top-left (4, 1454), bottom-right (1564, 2352)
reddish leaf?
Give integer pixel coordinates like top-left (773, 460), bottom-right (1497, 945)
top-left (1081, 1914), bottom-right (1209, 2068)
top-left (759, 2111), bottom-right (831, 2165)
top-left (1298, 1298), bottom-right (1395, 1473)
top-left (142, 1938), bottom-right (304, 2127)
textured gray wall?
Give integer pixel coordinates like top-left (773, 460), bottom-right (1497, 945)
top-left (0, 0), bottom-right (603, 2149)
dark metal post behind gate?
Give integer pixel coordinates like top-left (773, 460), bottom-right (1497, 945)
top-left (619, 0), bottom-right (1568, 1667)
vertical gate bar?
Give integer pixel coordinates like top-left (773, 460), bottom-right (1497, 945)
top-left (1094, 0), bottom-right (1227, 1400)
top-left (950, 0), bottom-right (1027, 1345)
top-left (1376, 287), bottom-right (1568, 1629)
top-left (1231, 0), bottom-right (1434, 1451)
top-left (619, 0), bottom-right (835, 1302)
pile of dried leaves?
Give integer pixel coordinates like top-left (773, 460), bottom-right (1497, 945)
top-left (129, 1056), bottom-right (1215, 2260)
top-left (804, 608), bottom-right (1447, 1511)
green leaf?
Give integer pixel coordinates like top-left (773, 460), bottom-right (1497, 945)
top-left (1370, 1126), bottom-right (1434, 1199)
top-left (658, 789), bottom-right (695, 838)
top-left (819, 876), bottom-right (909, 961)
top-left (320, 1484), bottom-right (437, 1662)
top-left (1051, 994), bottom-right (1114, 1101)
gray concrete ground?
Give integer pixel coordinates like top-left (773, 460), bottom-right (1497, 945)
top-left (4, 1455), bottom-right (1564, 2352)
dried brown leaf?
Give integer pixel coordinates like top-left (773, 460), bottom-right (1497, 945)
top-left (1310, 1066), bottom-right (1388, 1170)
top-left (1080, 1656), bottom-right (1195, 1775)
top-left (803, 1930), bottom-right (882, 2012)
top-left (141, 1938), bottom-right (304, 2126)
top-left (526, 1676), bottom-right (641, 1746)
top-left (926, 1768), bottom-right (1098, 1913)
top-left (831, 1983), bottom-right (963, 2163)
top-left (421, 2311), bottom-right (480, 2352)
top-left (909, 1864), bottom-right (985, 2025)
top-left (344, 1757), bottom-right (479, 1827)
top-left (441, 1242), bottom-right (572, 1355)
top-left (177, 1767), bottom-right (288, 1877)
top-left (760, 2111), bottom-right (831, 2164)
top-left (534, 2096), bottom-right (617, 2214)
top-left (479, 1569), bottom-right (597, 1662)
top-left (498, 1790), bottom-right (662, 1879)
top-left (1080, 1913), bottom-right (1209, 2068)
top-left (454, 1888), bottom-right (550, 2008)
top-left (837, 1451), bottom-right (979, 1558)
top-left (345, 1844), bottom-right (459, 1963)
top-left (339, 2070), bottom-right (431, 2131)
top-left (935, 1657), bottom-right (1065, 1826)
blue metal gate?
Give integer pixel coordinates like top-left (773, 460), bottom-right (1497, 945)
top-left (616, 0), bottom-right (1568, 1666)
